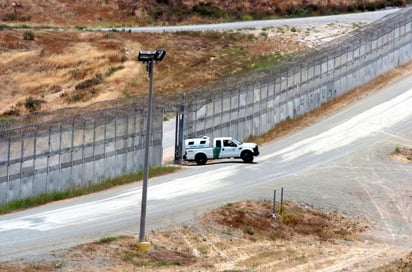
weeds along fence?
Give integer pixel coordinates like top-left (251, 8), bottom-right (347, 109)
top-left (184, 7), bottom-right (412, 140)
top-left (0, 98), bottom-right (164, 205)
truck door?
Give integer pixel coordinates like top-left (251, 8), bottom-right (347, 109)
top-left (213, 140), bottom-right (222, 159)
top-left (220, 139), bottom-right (238, 158)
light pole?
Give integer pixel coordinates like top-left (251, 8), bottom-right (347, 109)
top-left (136, 49), bottom-right (166, 249)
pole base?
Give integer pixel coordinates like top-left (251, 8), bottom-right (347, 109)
top-left (136, 241), bottom-right (151, 252)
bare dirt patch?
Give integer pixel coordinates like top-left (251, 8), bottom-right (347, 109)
top-left (0, 200), bottom-right (379, 272)
top-left (391, 146), bottom-right (412, 163)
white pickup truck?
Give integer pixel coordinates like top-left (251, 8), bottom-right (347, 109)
top-left (183, 136), bottom-right (259, 165)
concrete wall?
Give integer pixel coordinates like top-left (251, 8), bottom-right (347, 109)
top-left (0, 108), bottom-right (163, 205)
top-left (185, 7), bottom-right (412, 141)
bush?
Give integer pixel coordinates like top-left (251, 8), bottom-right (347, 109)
top-left (240, 14), bottom-right (254, 21)
top-left (192, 2), bottom-right (226, 18)
top-left (0, 24), bottom-right (12, 31)
top-left (106, 65), bottom-right (125, 77)
top-left (75, 74), bottom-right (103, 90)
top-left (23, 30), bottom-right (35, 40)
top-left (287, 7), bottom-right (309, 17)
top-left (2, 13), bottom-right (17, 21)
top-left (24, 96), bottom-right (44, 112)
top-left (0, 107), bottom-right (20, 118)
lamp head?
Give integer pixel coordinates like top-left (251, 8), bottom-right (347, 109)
top-left (138, 50), bottom-right (166, 63)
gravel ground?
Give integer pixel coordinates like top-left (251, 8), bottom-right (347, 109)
top-left (271, 128), bottom-right (412, 248)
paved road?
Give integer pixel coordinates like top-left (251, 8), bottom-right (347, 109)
top-left (1, 70), bottom-right (411, 261)
top-left (94, 8), bottom-right (399, 33)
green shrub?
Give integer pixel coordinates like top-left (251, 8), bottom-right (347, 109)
top-left (75, 74), bottom-right (103, 90)
top-left (2, 13), bottom-right (17, 21)
top-left (240, 14), bottom-right (254, 21)
top-left (243, 226), bottom-right (255, 235)
top-left (24, 96), bottom-right (44, 112)
top-left (287, 7), bottom-right (309, 17)
top-left (192, 2), bottom-right (226, 18)
top-left (0, 107), bottom-right (20, 117)
top-left (106, 65), bottom-right (125, 77)
top-left (23, 30), bottom-right (35, 40)
top-left (0, 24), bottom-right (12, 31)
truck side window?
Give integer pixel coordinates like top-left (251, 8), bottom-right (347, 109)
top-left (216, 140), bottom-right (221, 147)
top-left (224, 140), bottom-right (235, 147)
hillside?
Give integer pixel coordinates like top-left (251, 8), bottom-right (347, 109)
top-left (0, 0), bottom-right (408, 116)
top-left (0, 0), bottom-right (408, 26)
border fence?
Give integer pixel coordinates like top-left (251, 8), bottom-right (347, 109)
top-left (0, 100), bottom-right (164, 205)
top-left (184, 7), bottom-right (412, 140)
top-left (0, 7), bottom-right (411, 205)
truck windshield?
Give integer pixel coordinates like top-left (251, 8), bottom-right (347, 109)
top-left (232, 138), bottom-right (242, 145)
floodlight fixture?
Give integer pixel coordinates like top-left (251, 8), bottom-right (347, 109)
top-left (138, 49), bottom-right (166, 63)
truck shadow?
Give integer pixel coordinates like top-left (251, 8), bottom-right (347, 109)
top-left (183, 160), bottom-right (258, 166)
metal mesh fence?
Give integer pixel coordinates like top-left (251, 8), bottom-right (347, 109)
top-left (184, 7), bottom-right (412, 140)
top-left (0, 98), bottom-right (164, 205)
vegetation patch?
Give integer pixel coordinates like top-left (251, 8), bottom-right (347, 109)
top-left (75, 74), bottom-right (103, 90)
top-left (208, 200), bottom-right (366, 241)
top-left (392, 146), bottom-right (412, 162)
top-left (24, 96), bottom-right (45, 112)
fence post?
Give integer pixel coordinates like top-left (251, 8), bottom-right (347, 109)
top-left (70, 122), bottom-right (75, 187)
top-left (92, 120), bottom-right (96, 184)
top-left (19, 137), bottom-right (24, 199)
top-left (103, 117), bottom-right (107, 179)
top-left (46, 127), bottom-right (51, 193)
top-left (280, 187), bottom-right (284, 214)
top-left (58, 126), bottom-right (62, 191)
top-left (82, 120), bottom-right (86, 185)
top-left (272, 189), bottom-right (276, 218)
top-left (6, 137), bottom-right (11, 204)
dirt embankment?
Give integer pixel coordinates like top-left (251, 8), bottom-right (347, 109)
top-left (0, 200), bottom-right (383, 272)
top-left (2, 200), bottom-right (411, 271)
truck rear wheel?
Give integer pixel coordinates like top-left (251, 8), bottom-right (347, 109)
top-left (241, 150), bottom-right (254, 163)
top-left (195, 153), bottom-right (207, 165)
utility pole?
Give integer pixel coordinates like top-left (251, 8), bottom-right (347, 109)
top-left (136, 49), bottom-right (166, 251)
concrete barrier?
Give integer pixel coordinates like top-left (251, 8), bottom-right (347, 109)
top-left (185, 7), bottom-right (412, 141)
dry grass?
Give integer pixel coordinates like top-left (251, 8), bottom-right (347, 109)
top-left (0, 29), bottom-right (309, 115)
top-left (0, 200), bottom-right (375, 272)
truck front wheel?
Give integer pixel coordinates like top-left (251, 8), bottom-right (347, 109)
top-left (241, 150), bottom-right (254, 163)
top-left (195, 153), bottom-right (207, 165)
